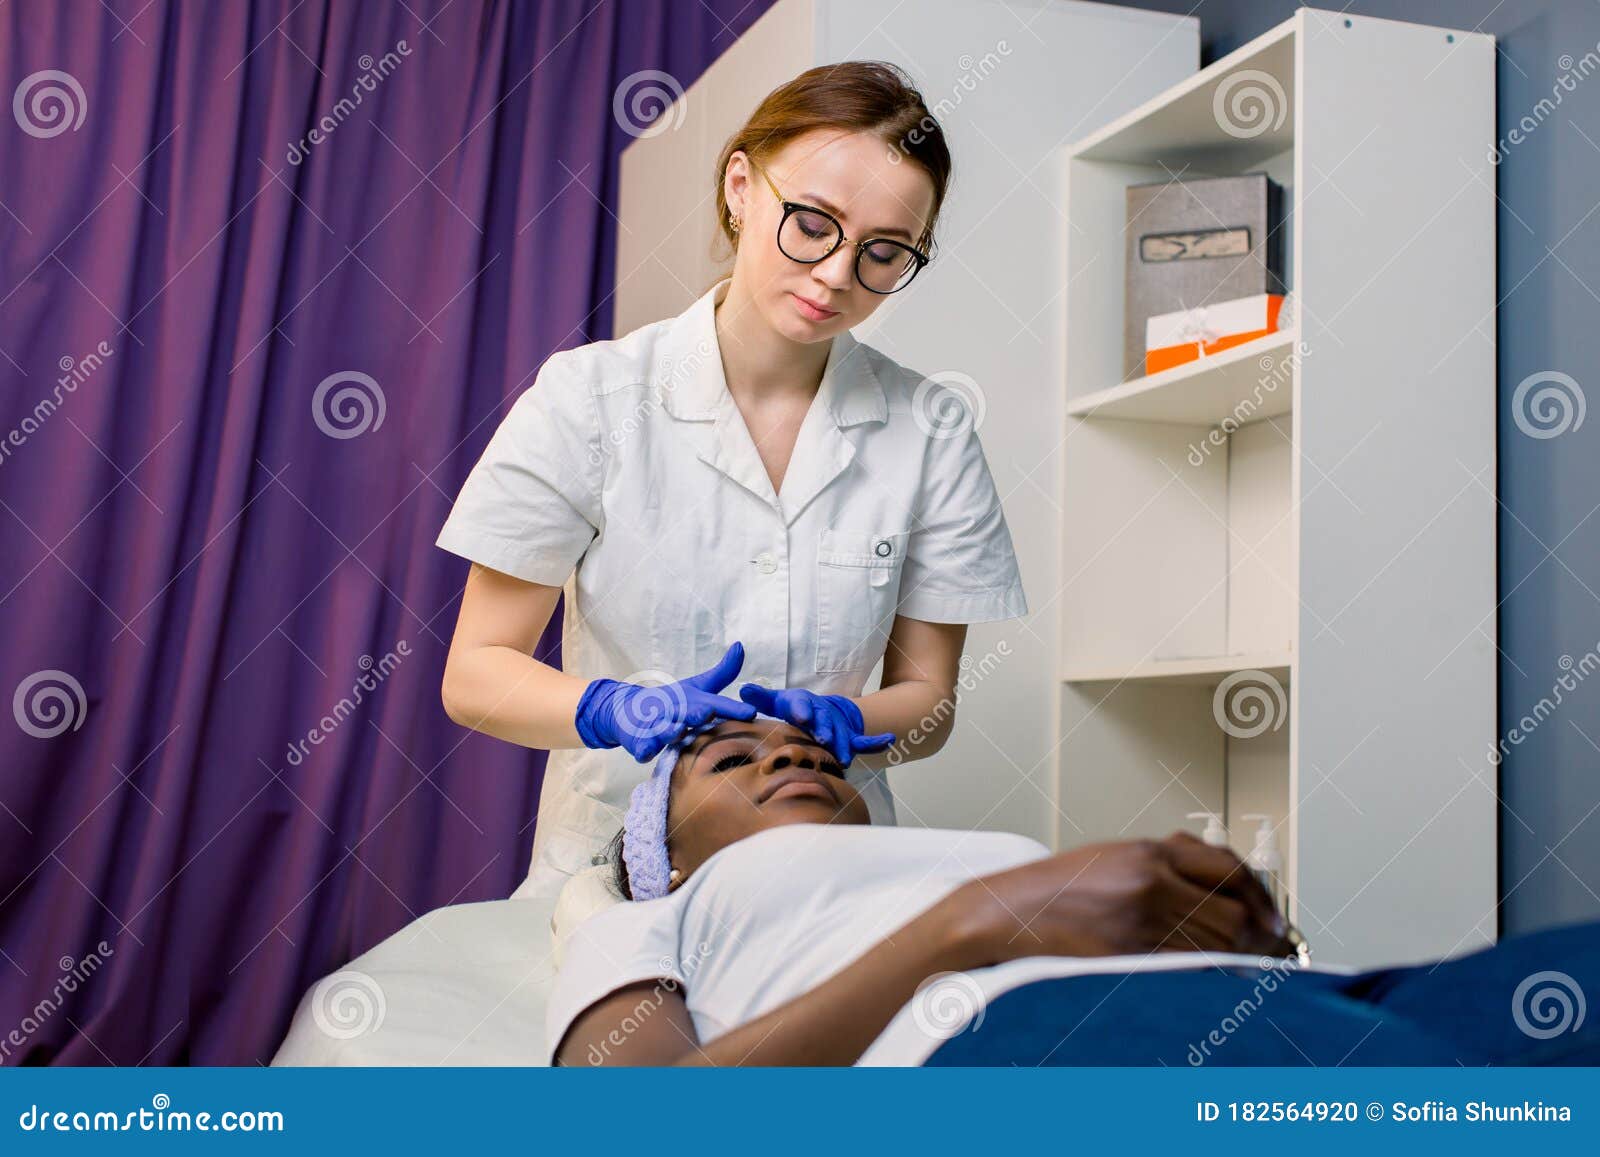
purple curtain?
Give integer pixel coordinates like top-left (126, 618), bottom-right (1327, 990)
top-left (0, 0), bottom-right (773, 1065)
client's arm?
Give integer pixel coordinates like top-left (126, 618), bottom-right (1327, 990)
top-left (553, 832), bottom-right (1294, 1067)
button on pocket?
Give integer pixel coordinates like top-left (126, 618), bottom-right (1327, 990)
top-left (815, 528), bottom-right (909, 674)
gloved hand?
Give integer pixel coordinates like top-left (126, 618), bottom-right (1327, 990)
top-left (576, 642), bottom-right (758, 763)
top-left (736, 684), bottom-right (896, 769)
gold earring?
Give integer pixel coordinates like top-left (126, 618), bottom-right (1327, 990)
top-left (729, 213), bottom-right (741, 233)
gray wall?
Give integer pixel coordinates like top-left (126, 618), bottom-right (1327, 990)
top-left (1115, 0), bottom-right (1600, 937)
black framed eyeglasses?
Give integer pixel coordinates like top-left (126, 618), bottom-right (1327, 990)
top-left (747, 157), bottom-right (931, 295)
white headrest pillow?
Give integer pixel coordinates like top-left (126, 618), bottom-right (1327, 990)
top-left (550, 861), bottom-right (626, 969)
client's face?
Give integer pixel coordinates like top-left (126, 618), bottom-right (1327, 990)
top-left (666, 717), bottom-right (870, 887)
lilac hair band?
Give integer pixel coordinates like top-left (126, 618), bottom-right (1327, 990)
top-left (621, 725), bottom-right (712, 901)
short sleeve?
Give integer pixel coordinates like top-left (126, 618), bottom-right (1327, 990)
top-left (897, 420), bottom-right (1029, 624)
top-left (435, 350), bottom-right (603, 586)
top-left (542, 898), bottom-right (685, 1066)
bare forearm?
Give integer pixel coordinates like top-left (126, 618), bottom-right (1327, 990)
top-left (676, 890), bottom-right (993, 1067)
top-left (850, 678), bottom-right (957, 768)
top-left (441, 645), bottom-right (587, 749)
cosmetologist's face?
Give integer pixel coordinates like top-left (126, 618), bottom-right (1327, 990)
top-left (725, 128), bottom-right (934, 342)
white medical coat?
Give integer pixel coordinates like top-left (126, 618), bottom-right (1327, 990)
top-left (436, 276), bottom-right (1027, 898)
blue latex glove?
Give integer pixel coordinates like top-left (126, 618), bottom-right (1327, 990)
top-left (575, 642), bottom-right (758, 762)
top-left (736, 684), bottom-right (896, 769)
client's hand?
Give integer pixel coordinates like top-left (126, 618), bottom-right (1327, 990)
top-left (949, 831), bottom-right (1294, 965)
top-left (735, 684), bottom-right (896, 769)
top-left (575, 642), bottom-right (759, 762)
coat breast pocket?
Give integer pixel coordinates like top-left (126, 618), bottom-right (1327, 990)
top-left (814, 528), bottom-right (909, 674)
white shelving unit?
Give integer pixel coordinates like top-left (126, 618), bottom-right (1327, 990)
top-left (1054, 9), bottom-right (1498, 969)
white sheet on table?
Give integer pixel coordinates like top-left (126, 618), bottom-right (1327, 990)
top-left (273, 897), bottom-right (1355, 1067)
top-left (272, 896), bottom-right (560, 1067)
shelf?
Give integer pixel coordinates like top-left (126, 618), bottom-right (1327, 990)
top-left (1067, 19), bottom-right (1294, 169)
top-left (1065, 330), bottom-right (1297, 426)
top-left (1061, 651), bottom-right (1291, 686)
top-left (1056, 6), bottom-right (1500, 969)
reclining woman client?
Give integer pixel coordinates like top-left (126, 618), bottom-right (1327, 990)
top-left (546, 718), bottom-right (1600, 1067)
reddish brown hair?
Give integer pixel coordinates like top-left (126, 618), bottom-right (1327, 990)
top-left (713, 61), bottom-right (952, 261)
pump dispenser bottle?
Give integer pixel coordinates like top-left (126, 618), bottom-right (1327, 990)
top-left (1241, 813), bottom-right (1285, 911)
top-left (1186, 811), bottom-right (1229, 848)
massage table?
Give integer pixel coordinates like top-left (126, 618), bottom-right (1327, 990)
top-left (272, 878), bottom-right (1358, 1066)
top-left (272, 895), bottom-right (561, 1066)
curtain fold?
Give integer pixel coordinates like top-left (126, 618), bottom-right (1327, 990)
top-left (0, 0), bottom-right (770, 1065)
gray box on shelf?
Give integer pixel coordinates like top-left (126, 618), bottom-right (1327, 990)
top-left (1123, 173), bottom-right (1285, 379)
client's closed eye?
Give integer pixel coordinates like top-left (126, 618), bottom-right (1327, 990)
top-left (707, 751), bottom-right (845, 778)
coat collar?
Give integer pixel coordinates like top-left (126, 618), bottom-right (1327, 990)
top-left (653, 277), bottom-right (888, 523)
top-left (656, 277), bottom-right (887, 427)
